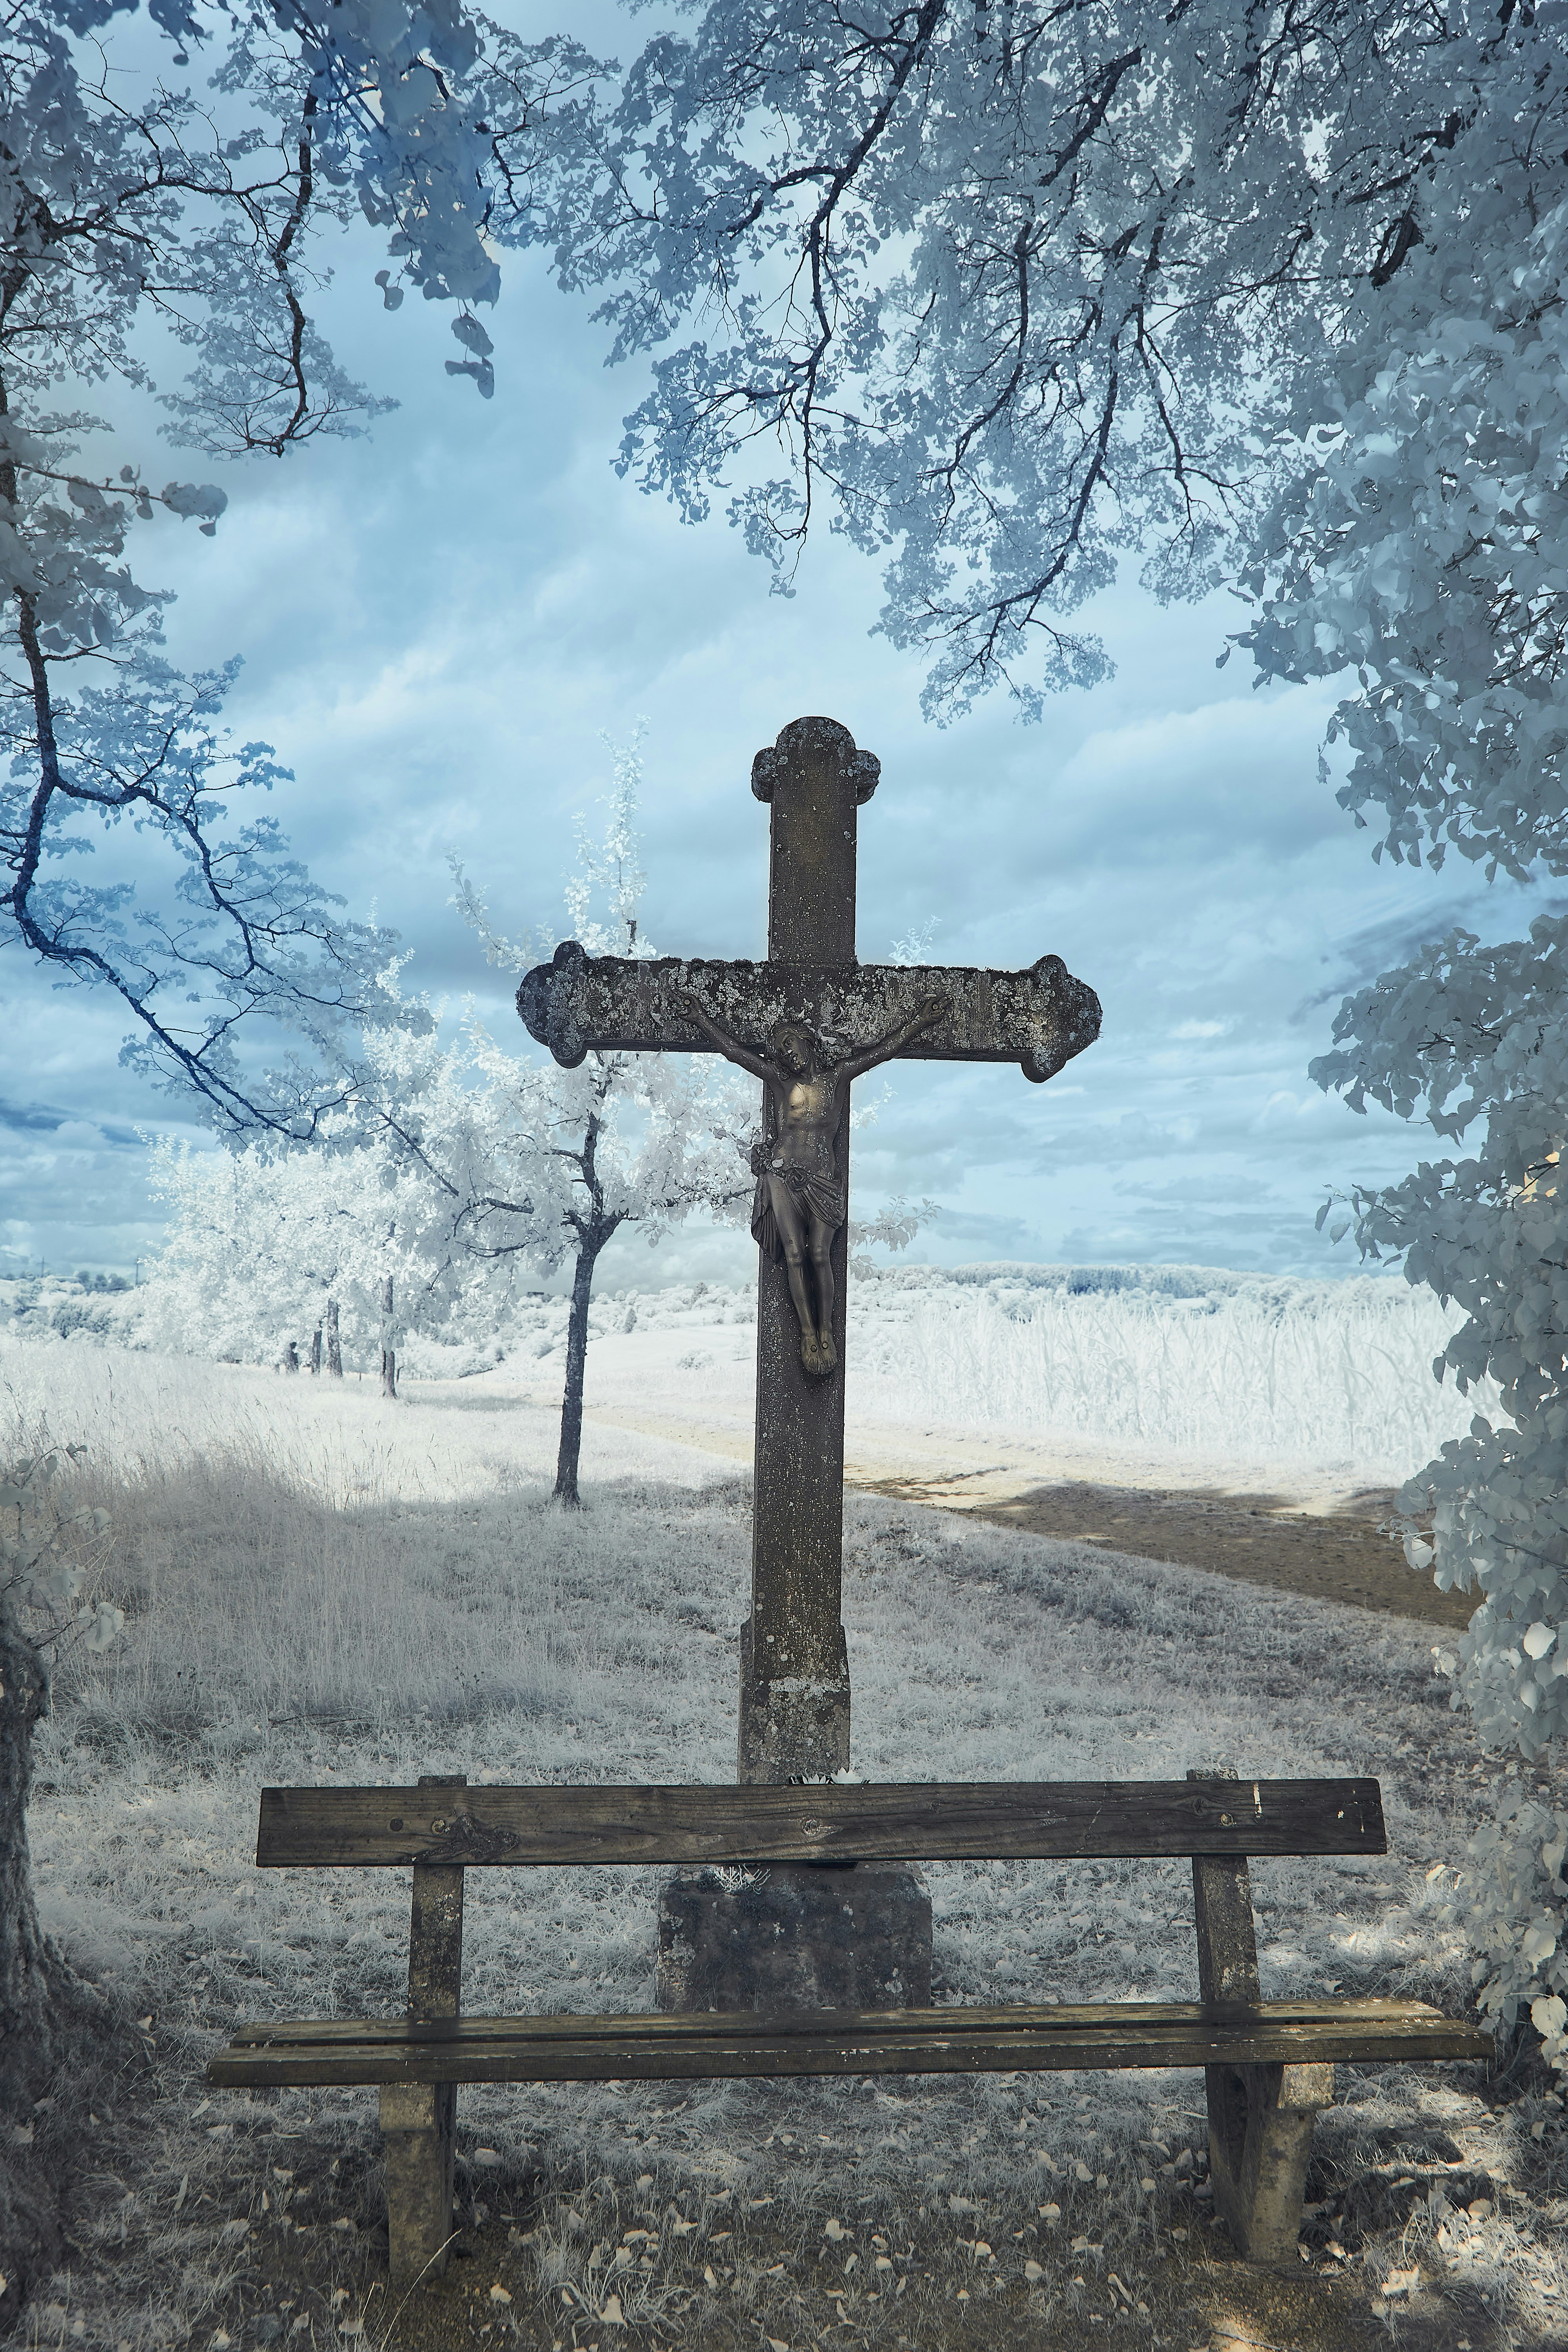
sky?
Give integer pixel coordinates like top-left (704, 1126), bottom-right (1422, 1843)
top-left (0, 31), bottom-right (1539, 1289)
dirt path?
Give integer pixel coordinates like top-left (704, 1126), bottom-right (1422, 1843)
top-left (569, 1394), bottom-right (1474, 1632)
top-left (860, 1472), bottom-right (1473, 1631)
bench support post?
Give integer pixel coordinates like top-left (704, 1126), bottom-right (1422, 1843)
top-left (383, 1773), bottom-right (466, 2292)
top-left (1189, 1768), bottom-right (1332, 2266)
top-left (1203, 2058), bottom-right (1336, 2266)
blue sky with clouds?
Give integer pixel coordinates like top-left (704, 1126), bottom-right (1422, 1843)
top-left (0, 155), bottom-right (1534, 1288)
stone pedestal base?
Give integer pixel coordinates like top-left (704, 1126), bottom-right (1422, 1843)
top-left (655, 1862), bottom-right (933, 2012)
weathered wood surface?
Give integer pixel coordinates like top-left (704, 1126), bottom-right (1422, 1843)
top-left (254, 1777), bottom-right (1388, 1869)
top-left (209, 1997), bottom-right (1488, 2089)
top-left (381, 1773), bottom-right (466, 2287)
top-left (1190, 1768), bottom-right (1263, 2007)
top-left (516, 945), bottom-right (1102, 1087)
top-left (407, 1773), bottom-right (465, 2022)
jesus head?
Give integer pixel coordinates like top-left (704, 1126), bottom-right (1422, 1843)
top-left (773, 1022), bottom-right (818, 1077)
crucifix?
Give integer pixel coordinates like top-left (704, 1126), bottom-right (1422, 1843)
top-left (519, 715), bottom-right (1100, 1797)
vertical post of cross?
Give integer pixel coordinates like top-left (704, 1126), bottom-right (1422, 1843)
top-left (740, 717), bottom-right (878, 1785)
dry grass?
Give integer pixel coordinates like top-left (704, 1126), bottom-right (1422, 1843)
top-left (4, 1339), bottom-right (1566, 2349)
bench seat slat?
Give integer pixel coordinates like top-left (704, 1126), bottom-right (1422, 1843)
top-left (218, 1993), bottom-right (1456, 2047)
top-left (256, 1777), bottom-right (1387, 1869)
top-left (209, 1998), bottom-right (1488, 2088)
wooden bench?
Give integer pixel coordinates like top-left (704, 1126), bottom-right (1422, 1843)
top-left (209, 1768), bottom-right (1488, 2286)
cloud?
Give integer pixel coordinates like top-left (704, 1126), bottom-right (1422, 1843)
top-left (3, 214), bottom-right (1505, 1282)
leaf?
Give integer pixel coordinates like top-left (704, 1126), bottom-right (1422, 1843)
top-left (84, 1602), bottom-right (124, 1653)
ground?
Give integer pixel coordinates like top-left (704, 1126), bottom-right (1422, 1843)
top-left (3, 1339), bottom-right (1564, 2351)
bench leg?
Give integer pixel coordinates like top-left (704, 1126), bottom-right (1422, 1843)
top-left (1205, 2059), bottom-right (1334, 2266)
top-left (381, 2083), bottom-right (457, 2290)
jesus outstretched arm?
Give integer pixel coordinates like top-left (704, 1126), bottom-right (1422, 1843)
top-left (835, 994), bottom-right (948, 1083)
top-left (672, 988), bottom-right (776, 1083)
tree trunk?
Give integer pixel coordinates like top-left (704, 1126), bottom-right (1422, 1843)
top-left (381, 1275), bottom-right (397, 1399)
top-left (554, 1243), bottom-right (602, 1506)
top-left (310, 1324), bottom-right (322, 1375)
top-left (0, 1606), bottom-right (99, 2316)
top-left (326, 1297), bottom-right (343, 1377)
top-left (283, 1340), bottom-right (300, 1374)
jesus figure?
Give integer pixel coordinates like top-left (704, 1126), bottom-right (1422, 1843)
top-left (674, 988), bottom-right (947, 1376)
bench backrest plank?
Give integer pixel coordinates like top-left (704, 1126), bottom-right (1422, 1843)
top-left (256, 1776), bottom-right (1386, 1869)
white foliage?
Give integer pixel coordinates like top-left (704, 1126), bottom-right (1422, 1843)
top-left (1232, 46), bottom-right (1568, 2050)
top-left (851, 1270), bottom-right (1494, 1475)
top-left (0, 1442), bottom-right (118, 1672)
top-left (142, 739), bottom-right (757, 1383)
top-left (1, 0), bottom-right (596, 1131)
top-left (1453, 1786), bottom-right (1568, 2068)
top-left (506, 3), bottom-right (1553, 718)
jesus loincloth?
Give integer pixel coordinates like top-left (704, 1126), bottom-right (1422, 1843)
top-left (750, 1156), bottom-right (847, 1263)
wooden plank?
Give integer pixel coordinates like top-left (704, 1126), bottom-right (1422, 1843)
top-left (220, 1994), bottom-right (1457, 2048)
top-left (1189, 1769), bottom-right (1262, 2006)
top-left (254, 1777), bottom-right (1387, 1869)
top-left (381, 1771), bottom-right (465, 2287)
top-left (208, 1998), bottom-right (1489, 2089)
top-left (407, 1775), bottom-right (465, 2024)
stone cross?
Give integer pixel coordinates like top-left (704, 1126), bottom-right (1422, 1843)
top-left (519, 716), bottom-right (1100, 1788)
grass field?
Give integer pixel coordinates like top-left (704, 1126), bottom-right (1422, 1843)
top-left (4, 1338), bottom-right (1565, 2350)
top-left (4, 1259), bottom-right (1502, 1481)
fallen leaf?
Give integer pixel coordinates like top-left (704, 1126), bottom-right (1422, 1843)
top-left (488, 2286), bottom-right (511, 2306)
top-left (1024, 2260), bottom-right (1044, 2282)
top-left (600, 2294), bottom-right (624, 2326)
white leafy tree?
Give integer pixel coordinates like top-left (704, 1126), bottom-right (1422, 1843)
top-left (142, 1108), bottom-right (482, 1388)
top-left (1238, 76), bottom-right (1568, 2066)
top-left (499, 0), bottom-right (1532, 719)
top-left (452, 731), bottom-right (757, 1503)
top-left (138, 739), bottom-right (759, 1492)
top-left (1, 0), bottom-right (594, 1133)
top-left (0, 0), bottom-right (568, 2273)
